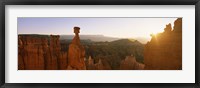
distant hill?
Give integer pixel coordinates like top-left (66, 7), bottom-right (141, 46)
top-left (60, 35), bottom-right (121, 42)
top-left (61, 35), bottom-right (149, 44)
top-left (134, 37), bottom-right (149, 44)
top-left (18, 34), bottom-right (49, 38)
top-left (109, 39), bottom-right (143, 46)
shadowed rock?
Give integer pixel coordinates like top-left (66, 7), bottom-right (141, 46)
top-left (120, 56), bottom-right (145, 70)
top-left (85, 56), bottom-right (112, 70)
top-left (93, 59), bottom-right (111, 70)
top-left (144, 18), bottom-right (182, 70)
top-left (86, 56), bottom-right (96, 70)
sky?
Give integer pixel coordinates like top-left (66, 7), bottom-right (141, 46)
top-left (18, 17), bottom-right (177, 40)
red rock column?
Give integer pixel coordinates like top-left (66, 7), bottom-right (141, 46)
top-left (18, 36), bottom-right (25, 70)
top-left (67, 27), bottom-right (86, 70)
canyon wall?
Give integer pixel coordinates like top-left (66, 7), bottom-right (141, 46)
top-left (18, 35), bottom-right (68, 70)
top-left (144, 18), bottom-right (182, 70)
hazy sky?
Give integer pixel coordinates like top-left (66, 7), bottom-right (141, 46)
top-left (18, 17), bottom-right (177, 39)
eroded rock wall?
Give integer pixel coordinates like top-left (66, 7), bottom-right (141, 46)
top-left (144, 18), bottom-right (182, 70)
top-left (18, 35), bottom-right (68, 70)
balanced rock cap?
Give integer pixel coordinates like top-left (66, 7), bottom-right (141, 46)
top-left (74, 27), bottom-right (80, 33)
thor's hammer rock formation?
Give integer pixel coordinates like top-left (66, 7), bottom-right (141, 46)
top-left (67, 27), bottom-right (86, 70)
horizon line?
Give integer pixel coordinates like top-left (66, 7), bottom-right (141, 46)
top-left (18, 33), bottom-right (150, 39)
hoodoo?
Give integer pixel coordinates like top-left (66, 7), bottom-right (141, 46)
top-left (67, 27), bottom-right (86, 70)
top-left (18, 35), bottom-right (68, 70)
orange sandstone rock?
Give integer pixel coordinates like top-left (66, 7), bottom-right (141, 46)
top-left (120, 56), bottom-right (144, 70)
top-left (18, 35), bottom-right (68, 70)
top-left (144, 18), bottom-right (182, 70)
top-left (86, 56), bottom-right (96, 70)
top-left (98, 59), bottom-right (112, 70)
top-left (18, 36), bottom-right (46, 70)
top-left (67, 27), bottom-right (86, 70)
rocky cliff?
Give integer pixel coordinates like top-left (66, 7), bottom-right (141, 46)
top-left (18, 35), bottom-right (68, 70)
top-left (144, 18), bottom-right (182, 70)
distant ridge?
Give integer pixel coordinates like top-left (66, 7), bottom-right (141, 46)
top-left (60, 35), bottom-right (121, 42)
top-left (18, 34), bottom-right (149, 44)
top-left (110, 39), bottom-right (144, 46)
